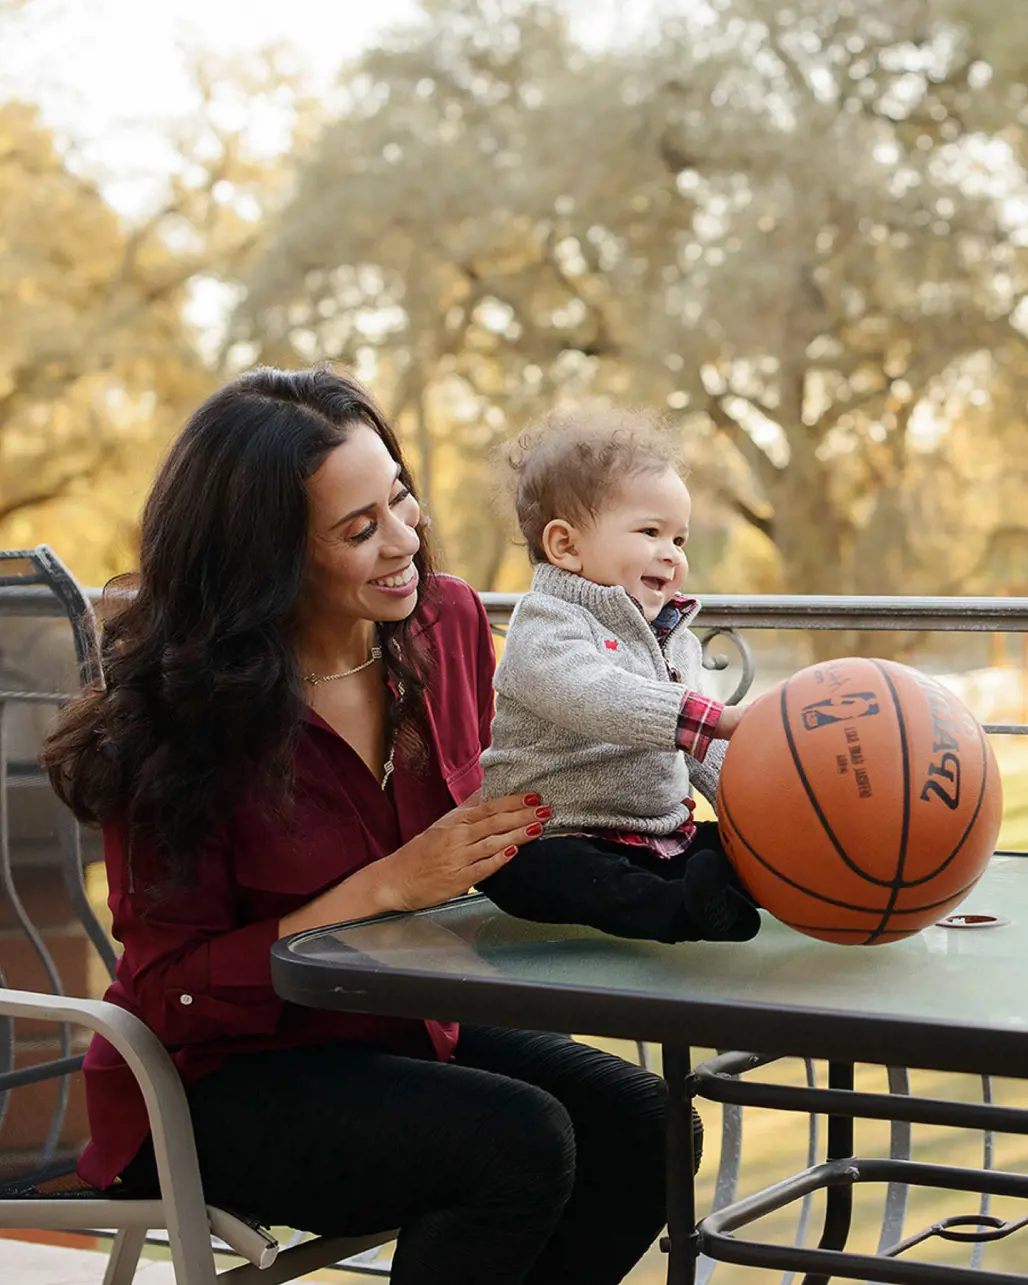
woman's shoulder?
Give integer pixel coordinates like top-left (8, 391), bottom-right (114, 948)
top-left (427, 570), bottom-right (482, 605)
top-left (418, 572), bottom-right (487, 633)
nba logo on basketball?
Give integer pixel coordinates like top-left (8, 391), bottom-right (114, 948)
top-left (717, 657), bottom-right (1003, 945)
top-left (801, 692), bottom-right (880, 731)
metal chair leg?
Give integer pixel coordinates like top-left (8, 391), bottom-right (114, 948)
top-left (102, 1226), bottom-right (147, 1285)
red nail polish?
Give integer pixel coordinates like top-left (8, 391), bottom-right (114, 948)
top-left (535, 807), bottom-right (552, 820)
top-left (503, 845), bottom-right (518, 857)
top-left (526, 822), bottom-right (543, 837)
top-left (523, 793), bottom-right (541, 806)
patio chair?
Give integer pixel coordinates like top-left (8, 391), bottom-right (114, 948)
top-left (0, 546), bottom-right (394, 1283)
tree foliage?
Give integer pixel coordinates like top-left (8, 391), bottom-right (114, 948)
top-left (4, 0), bottom-right (1028, 621)
top-left (235, 0), bottom-right (1028, 620)
top-left (0, 43), bottom-right (297, 577)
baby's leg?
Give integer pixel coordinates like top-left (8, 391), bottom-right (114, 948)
top-left (480, 835), bottom-right (756, 943)
top-left (480, 836), bottom-right (688, 941)
top-left (631, 823), bottom-right (761, 940)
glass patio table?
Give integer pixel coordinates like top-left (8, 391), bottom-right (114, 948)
top-left (271, 856), bottom-right (1028, 1284)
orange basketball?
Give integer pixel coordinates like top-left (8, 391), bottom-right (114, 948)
top-left (717, 657), bottom-right (1003, 945)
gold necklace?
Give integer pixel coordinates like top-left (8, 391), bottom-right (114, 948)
top-left (303, 645), bottom-right (382, 687)
top-left (304, 649), bottom-right (401, 792)
top-left (380, 679), bottom-right (404, 791)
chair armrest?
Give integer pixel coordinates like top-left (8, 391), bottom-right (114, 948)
top-left (0, 988), bottom-right (218, 1284)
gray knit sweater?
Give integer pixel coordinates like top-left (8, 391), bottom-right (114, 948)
top-left (480, 563), bottom-right (724, 834)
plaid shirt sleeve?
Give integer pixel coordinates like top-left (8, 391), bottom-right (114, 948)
top-left (676, 691), bottom-right (725, 762)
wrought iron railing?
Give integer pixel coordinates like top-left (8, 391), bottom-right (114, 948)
top-left (484, 590), bottom-right (1028, 735)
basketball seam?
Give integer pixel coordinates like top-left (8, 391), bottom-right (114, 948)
top-left (778, 922), bottom-right (921, 941)
top-left (722, 664), bottom-right (997, 945)
top-left (893, 699), bottom-right (992, 888)
top-left (866, 660), bottom-right (912, 943)
top-left (779, 676), bottom-right (896, 888)
top-left (819, 724), bottom-right (989, 892)
top-left (719, 788), bottom-right (985, 919)
top-left (777, 871), bottom-right (984, 928)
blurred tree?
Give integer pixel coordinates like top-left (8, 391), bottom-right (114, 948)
top-left (0, 100), bottom-right (200, 524)
top-left (235, 0), bottom-right (1028, 630)
top-left (0, 46), bottom-right (302, 579)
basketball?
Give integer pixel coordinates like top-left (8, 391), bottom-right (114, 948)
top-left (716, 657), bottom-right (1004, 945)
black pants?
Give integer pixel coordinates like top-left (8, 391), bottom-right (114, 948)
top-left (120, 1026), bottom-right (700, 1285)
top-left (480, 821), bottom-right (761, 943)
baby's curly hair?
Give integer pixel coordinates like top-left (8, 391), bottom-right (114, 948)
top-left (500, 404), bottom-right (683, 563)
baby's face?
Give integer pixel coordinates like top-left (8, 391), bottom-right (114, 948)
top-left (571, 467), bottom-right (691, 620)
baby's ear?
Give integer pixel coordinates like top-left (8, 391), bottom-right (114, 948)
top-left (541, 519), bottom-right (582, 572)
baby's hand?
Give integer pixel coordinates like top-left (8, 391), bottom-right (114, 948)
top-left (714, 705), bottom-right (746, 739)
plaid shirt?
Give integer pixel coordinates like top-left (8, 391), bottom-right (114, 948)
top-left (652, 595), bottom-right (724, 762)
top-left (564, 595), bottom-right (725, 859)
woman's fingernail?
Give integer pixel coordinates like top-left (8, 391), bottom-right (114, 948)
top-left (523, 793), bottom-right (541, 806)
top-left (504, 845), bottom-right (519, 858)
top-left (526, 822), bottom-right (543, 837)
top-left (535, 807), bottom-right (552, 820)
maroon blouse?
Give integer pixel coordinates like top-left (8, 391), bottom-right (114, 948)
top-left (77, 575), bottom-right (495, 1190)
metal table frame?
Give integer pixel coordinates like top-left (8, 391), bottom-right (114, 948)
top-left (272, 870), bottom-right (1028, 1285)
top-left (682, 1051), bottom-right (1028, 1285)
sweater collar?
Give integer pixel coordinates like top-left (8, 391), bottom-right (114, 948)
top-left (650, 594), bottom-right (698, 641)
top-left (529, 563), bottom-right (700, 634)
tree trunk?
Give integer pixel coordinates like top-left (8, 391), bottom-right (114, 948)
top-left (769, 451), bottom-right (855, 661)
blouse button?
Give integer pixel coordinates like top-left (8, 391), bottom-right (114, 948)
top-left (179, 994), bottom-right (194, 1006)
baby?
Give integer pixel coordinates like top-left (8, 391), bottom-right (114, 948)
top-left (479, 406), bottom-right (760, 944)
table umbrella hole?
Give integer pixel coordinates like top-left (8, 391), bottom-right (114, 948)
top-left (937, 913), bottom-right (1010, 930)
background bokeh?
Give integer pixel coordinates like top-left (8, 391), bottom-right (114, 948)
top-left (4, 0), bottom-right (1028, 610)
top-left (4, 3), bottom-right (1028, 1279)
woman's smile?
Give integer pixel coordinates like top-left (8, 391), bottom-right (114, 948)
top-left (369, 563), bottom-right (420, 596)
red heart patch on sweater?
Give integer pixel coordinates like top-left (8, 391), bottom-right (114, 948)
top-left (604, 639), bottom-right (618, 650)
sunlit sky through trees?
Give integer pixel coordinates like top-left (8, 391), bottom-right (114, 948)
top-left (4, 0), bottom-right (638, 214)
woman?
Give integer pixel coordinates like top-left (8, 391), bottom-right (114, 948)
top-left (43, 367), bottom-right (692, 1285)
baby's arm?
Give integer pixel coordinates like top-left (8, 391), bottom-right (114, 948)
top-left (685, 736), bottom-right (725, 809)
top-left (497, 595), bottom-right (719, 751)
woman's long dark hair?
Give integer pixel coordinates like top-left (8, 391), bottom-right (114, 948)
top-left (42, 366), bottom-right (437, 889)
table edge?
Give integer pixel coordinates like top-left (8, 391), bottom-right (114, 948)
top-left (270, 941), bottom-right (1028, 1079)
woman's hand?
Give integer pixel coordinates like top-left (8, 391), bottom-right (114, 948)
top-left (278, 793), bottom-right (547, 937)
top-left (377, 793), bottom-right (546, 913)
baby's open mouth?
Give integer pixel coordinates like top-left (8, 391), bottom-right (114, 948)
top-left (641, 577), bottom-right (667, 592)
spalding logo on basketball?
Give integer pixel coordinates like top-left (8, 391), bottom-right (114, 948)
top-left (717, 657), bottom-right (1004, 945)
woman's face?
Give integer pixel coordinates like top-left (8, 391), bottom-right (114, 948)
top-left (303, 423), bottom-right (422, 625)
